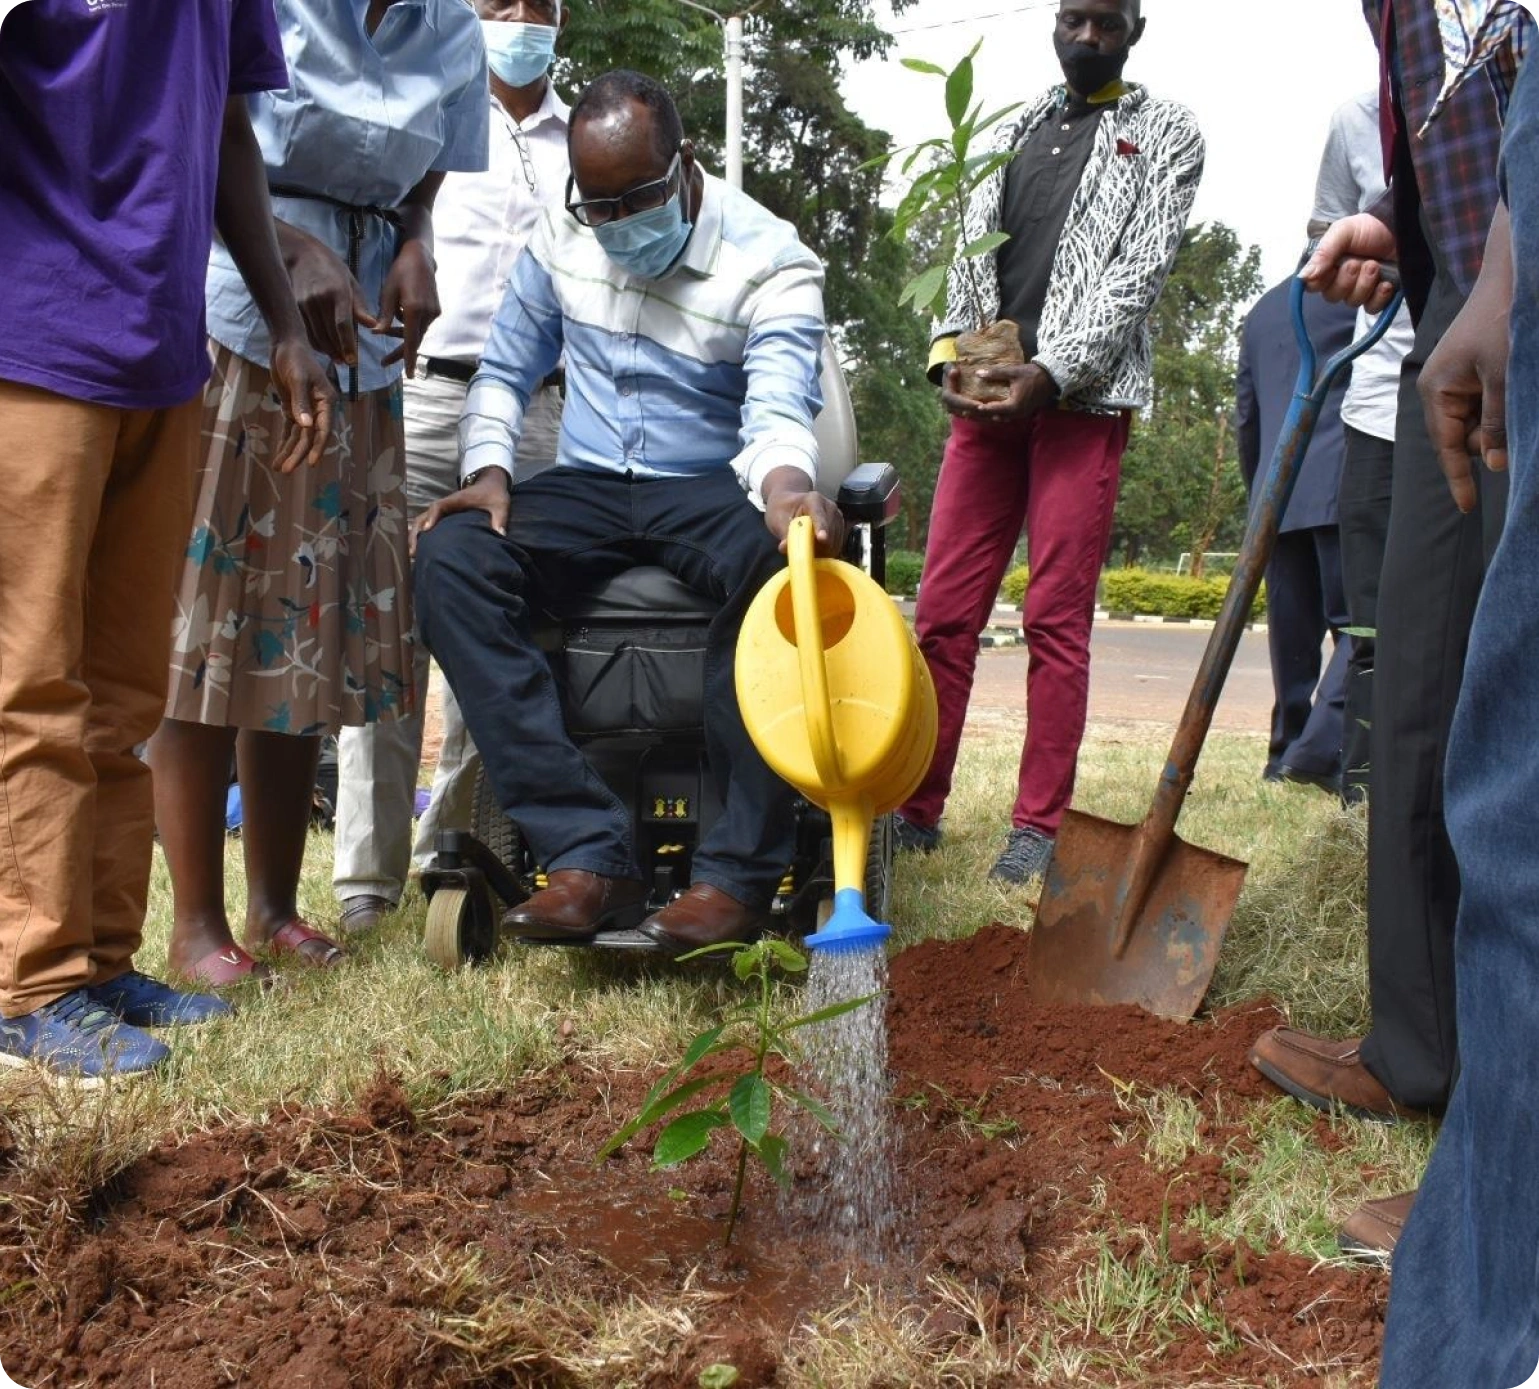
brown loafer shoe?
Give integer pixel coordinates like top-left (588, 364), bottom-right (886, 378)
top-left (1248, 1028), bottom-right (1415, 1123)
top-left (1337, 1190), bottom-right (1416, 1264)
top-left (505, 870), bottom-right (647, 943)
top-left (636, 884), bottom-right (769, 955)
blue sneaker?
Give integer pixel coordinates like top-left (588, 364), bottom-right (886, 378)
top-left (91, 970), bottom-right (232, 1027)
top-left (0, 987), bottom-right (170, 1084)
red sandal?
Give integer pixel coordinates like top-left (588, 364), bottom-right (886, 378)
top-left (259, 919), bottom-right (344, 969)
top-left (179, 943), bottom-right (273, 989)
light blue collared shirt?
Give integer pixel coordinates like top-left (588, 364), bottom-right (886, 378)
top-left (459, 171), bottom-right (825, 501)
top-left (206, 0), bottom-right (489, 392)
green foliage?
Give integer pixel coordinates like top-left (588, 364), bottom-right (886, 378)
top-left (1000, 564), bottom-right (1030, 607)
top-left (884, 549), bottom-right (924, 598)
top-left (1101, 569), bottom-right (1267, 622)
top-left (598, 938), bottom-right (873, 1246)
top-left (871, 43), bottom-right (1022, 328)
top-left (846, 209), bottom-right (950, 551)
top-left (1111, 224), bottom-right (1264, 568)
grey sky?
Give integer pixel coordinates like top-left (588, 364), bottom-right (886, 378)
top-left (841, 0), bottom-right (1382, 299)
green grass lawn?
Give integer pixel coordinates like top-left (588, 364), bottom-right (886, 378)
top-left (1, 725), bottom-right (1433, 1385)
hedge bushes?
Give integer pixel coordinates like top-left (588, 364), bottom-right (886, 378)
top-left (882, 555), bottom-right (1263, 621)
top-left (884, 549), bottom-right (924, 598)
top-left (1101, 568), bottom-right (1267, 621)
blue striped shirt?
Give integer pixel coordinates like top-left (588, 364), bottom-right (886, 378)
top-left (459, 172), bottom-right (825, 500)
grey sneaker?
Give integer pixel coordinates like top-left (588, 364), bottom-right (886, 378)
top-left (989, 827), bottom-right (1055, 885)
top-left (893, 813), bottom-right (943, 854)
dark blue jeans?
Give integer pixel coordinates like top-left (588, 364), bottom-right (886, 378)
top-left (415, 466), bottom-right (796, 909)
top-left (1380, 60), bottom-right (1539, 1389)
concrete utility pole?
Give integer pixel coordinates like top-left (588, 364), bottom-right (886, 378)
top-left (678, 0), bottom-right (764, 190)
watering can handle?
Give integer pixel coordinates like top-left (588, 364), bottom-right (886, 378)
top-left (787, 515), bottom-right (844, 791)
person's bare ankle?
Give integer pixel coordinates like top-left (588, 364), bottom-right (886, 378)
top-left (168, 918), bottom-right (238, 975)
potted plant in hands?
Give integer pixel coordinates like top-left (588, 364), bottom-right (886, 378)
top-left (879, 41), bottom-right (1024, 403)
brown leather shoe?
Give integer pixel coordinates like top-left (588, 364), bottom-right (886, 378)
top-left (505, 871), bottom-right (647, 943)
top-left (636, 884), bottom-right (769, 955)
top-left (1337, 1190), bottom-right (1416, 1264)
top-left (1248, 1027), bottom-right (1415, 1122)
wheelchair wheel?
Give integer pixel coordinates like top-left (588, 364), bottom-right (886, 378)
top-left (471, 767), bottom-right (524, 879)
top-left (424, 886), bottom-right (498, 971)
top-left (865, 812), bottom-right (895, 921)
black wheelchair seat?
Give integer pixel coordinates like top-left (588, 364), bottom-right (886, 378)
top-left (420, 462), bottom-right (904, 969)
top-left (537, 565), bottom-right (720, 626)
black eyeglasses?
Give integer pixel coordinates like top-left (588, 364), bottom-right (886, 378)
top-left (565, 151), bottom-right (682, 228)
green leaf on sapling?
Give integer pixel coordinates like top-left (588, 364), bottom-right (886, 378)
top-left (959, 231), bottom-right (1011, 260)
top-left (782, 993), bottom-right (878, 1031)
top-left (945, 55), bottom-right (974, 129)
top-left (653, 1109), bottom-right (727, 1168)
top-left (728, 1074), bottom-right (771, 1144)
top-left (763, 938), bottom-right (807, 974)
top-left (756, 1133), bottom-right (791, 1190)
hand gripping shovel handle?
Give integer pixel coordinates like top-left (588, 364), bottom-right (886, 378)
top-left (1110, 277), bottom-right (1405, 956)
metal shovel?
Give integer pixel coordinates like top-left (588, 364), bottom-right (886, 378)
top-left (1027, 276), bottom-right (1403, 1021)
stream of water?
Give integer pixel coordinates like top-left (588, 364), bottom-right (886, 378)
top-left (798, 945), bottom-right (898, 1255)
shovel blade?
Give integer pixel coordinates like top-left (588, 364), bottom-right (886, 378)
top-left (1027, 809), bottom-right (1247, 1022)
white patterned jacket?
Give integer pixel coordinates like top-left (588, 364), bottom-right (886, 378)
top-left (933, 82), bottom-right (1205, 414)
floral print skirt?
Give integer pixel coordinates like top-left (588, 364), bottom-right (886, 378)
top-left (165, 344), bottom-right (414, 735)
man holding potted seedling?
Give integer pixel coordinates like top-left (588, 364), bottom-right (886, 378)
top-left (894, 0), bottom-right (1204, 887)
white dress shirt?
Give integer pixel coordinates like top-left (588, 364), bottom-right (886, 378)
top-left (1311, 91), bottom-right (1416, 444)
top-left (419, 79), bottom-right (571, 364)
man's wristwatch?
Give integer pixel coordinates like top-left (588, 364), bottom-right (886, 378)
top-left (462, 466), bottom-right (511, 493)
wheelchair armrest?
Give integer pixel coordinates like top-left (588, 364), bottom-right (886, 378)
top-left (836, 462), bottom-right (901, 526)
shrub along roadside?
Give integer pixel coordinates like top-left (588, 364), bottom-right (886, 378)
top-left (1101, 568), bottom-right (1267, 622)
top-left (884, 549), bottom-right (924, 598)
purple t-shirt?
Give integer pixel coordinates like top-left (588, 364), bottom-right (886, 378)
top-left (0, 0), bottom-right (289, 410)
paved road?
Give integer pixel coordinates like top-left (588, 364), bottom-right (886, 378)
top-left (963, 621), bottom-right (1275, 737)
top-left (421, 619), bottom-right (1278, 764)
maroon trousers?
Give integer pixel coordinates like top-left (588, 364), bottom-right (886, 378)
top-left (901, 407), bottom-right (1129, 836)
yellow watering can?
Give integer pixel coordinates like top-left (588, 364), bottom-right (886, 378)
top-left (736, 515), bottom-right (938, 953)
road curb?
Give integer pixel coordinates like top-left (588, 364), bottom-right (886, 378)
top-left (891, 598), bottom-right (1269, 636)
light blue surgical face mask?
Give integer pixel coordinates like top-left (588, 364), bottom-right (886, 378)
top-left (593, 189), bottom-right (694, 280)
top-left (480, 20), bottom-right (557, 88)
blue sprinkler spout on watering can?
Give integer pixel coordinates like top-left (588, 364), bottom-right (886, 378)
top-left (734, 515), bottom-right (939, 955)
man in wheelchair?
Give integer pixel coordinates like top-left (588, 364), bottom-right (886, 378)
top-left (413, 69), bottom-right (846, 953)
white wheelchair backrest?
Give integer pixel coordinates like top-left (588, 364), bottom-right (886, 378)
top-left (811, 337), bottom-right (859, 499)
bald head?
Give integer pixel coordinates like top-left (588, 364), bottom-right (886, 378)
top-left (569, 70), bottom-right (684, 171)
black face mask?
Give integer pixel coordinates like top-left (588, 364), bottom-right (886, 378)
top-left (1053, 35), bottom-right (1129, 97)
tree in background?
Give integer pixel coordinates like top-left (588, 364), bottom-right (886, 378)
top-left (558, 0), bottom-right (948, 550)
top-left (1109, 223), bottom-right (1263, 570)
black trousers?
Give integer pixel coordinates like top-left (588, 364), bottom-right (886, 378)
top-left (1264, 525), bottom-right (1349, 778)
top-left (1356, 274), bottom-right (1509, 1110)
top-left (415, 466), bottom-right (797, 909)
top-left (1338, 425), bottom-right (1395, 800)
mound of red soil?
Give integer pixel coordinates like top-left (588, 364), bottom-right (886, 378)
top-left (1, 924), bottom-right (1388, 1387)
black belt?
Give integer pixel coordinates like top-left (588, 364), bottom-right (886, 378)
top-left (422, 357), bottom-right (479, 384)
top-left (268, 184), bottom-right (402, 401)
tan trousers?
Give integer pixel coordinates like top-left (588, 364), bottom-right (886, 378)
top-left (0, 379), bottom-right (200, 1017)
